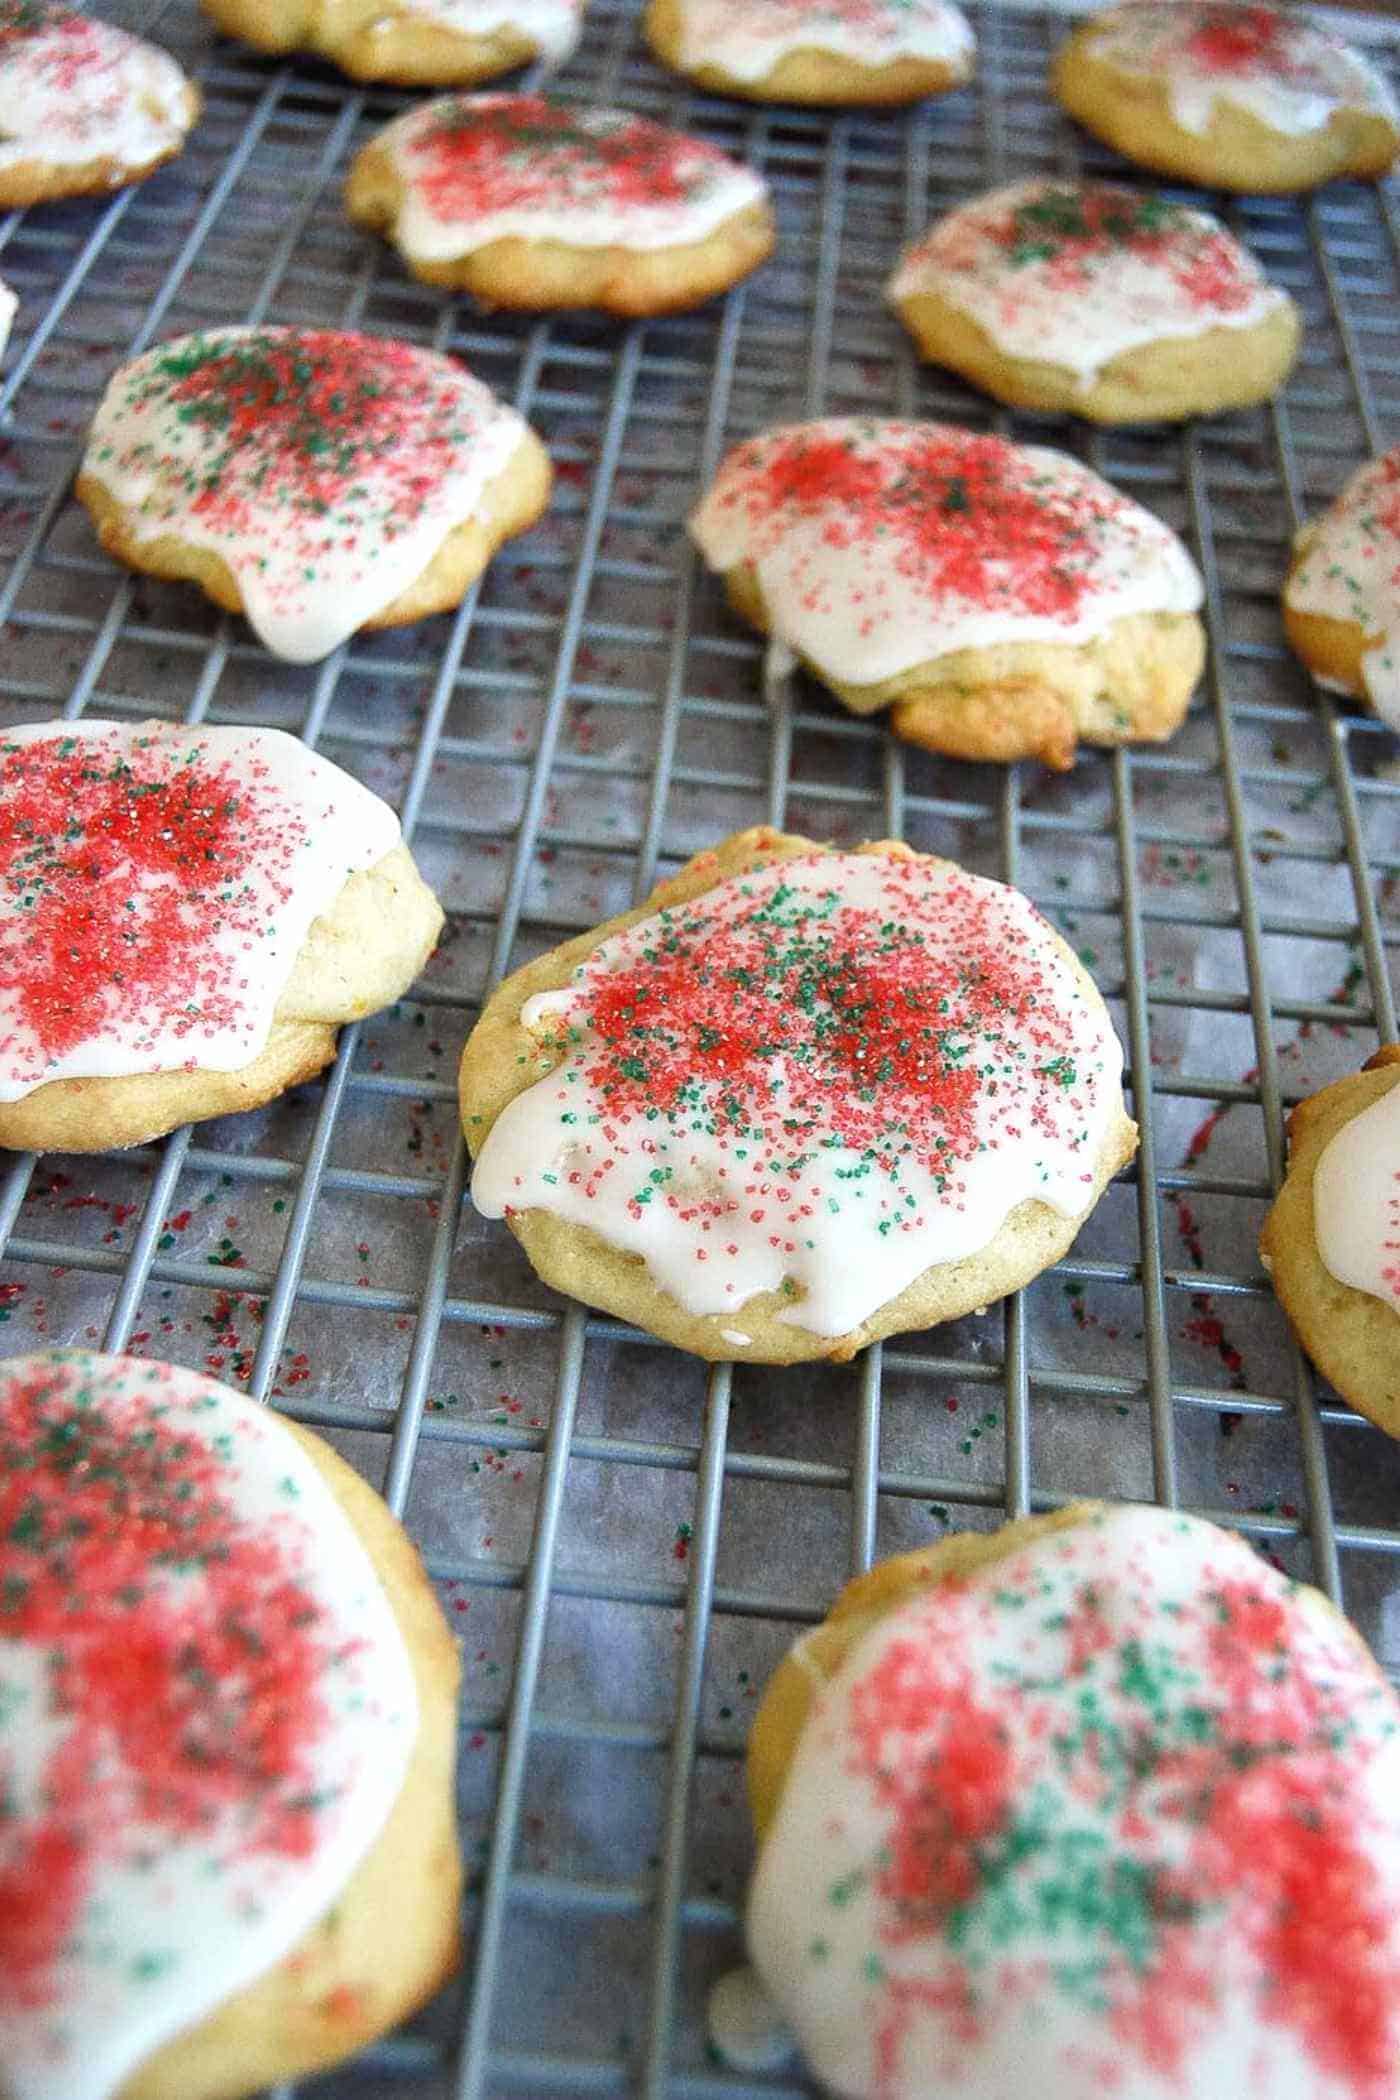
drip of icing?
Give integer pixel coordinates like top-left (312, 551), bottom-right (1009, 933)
top-left (1285, 448), bottom-right (1400, 731)
top-left (0, 275), bottom-right (14, 360)
top-left (672, 0), bottom-right (973, 84)
top-left (375, 92), bottom-right (766, 259)
top-left (0, 1), bottom-right (191, 176)
top-left (707, 1965), bottom-right (795, 2072)
top-left (383, 0), bottom-right (583, 63)
top-left (748, 1503), bottom-right (1400, 2100)
top-left (1081, 3), bottom-right (1398, 139)
top-left (688, 417), bottom-right (1203, 687)
top-left (1313, 1077), bottom-right (1400, 1308)
top-left (0, 1349), bottom-right (419, 2100)
top-left (469, 848), bottom-right (1125, 1338)
top-left (890, 179), bottom-right (1289, 386)
top-left (0, 719), bottom-right (400, 1102)
top-left (79, 326), bottom-right (530, 662)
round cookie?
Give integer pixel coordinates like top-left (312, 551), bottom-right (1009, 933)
top-left (889, 179), bottom-right (1299, 425)
top-left (688, 417), bottom-right (1205, 771)
top-left (0, 1348), bottom-right (460, 2100)
top-left (0, 0), bottom-right (199, 207)
top-left (1283, 448), bottom-right (1400, 733)
top-left (1259, 1045), bottom-right (1400, 1437)
top-left (0, 719), bottom-right (445, 1154)
top-left (76, 326), bottom-right (551, 664)
top-left (736, 1500), bottom-right (1400, 2100)
top-left (642, 0), bottom-right (974, 108)
top-left (1052, 3), bottom-right (1400, 195)
top-left (461, 825), bottom-right (1137, 1365)
top-left (345, 93), bottom-right (775, 317)
top-left (201, 0), bottom-right (582, 84)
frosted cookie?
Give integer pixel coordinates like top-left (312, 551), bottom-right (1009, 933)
top-left (689, 417), bottom-right (1205, 771)
top-left (76, 326), bottom-right (550, 664)
top-left (1283, 449), bottom-right (1400, 733)
top-left (346, 94), bottom-right (774, 317)
top-left (460, 826), bottom-right (1137, 1365)
top-left (0, 719), bottom-right (445, 1154)
top-left (890, 180), bottom-right (1299, 425)
top-left (201, 0), bottom-right (581, 83)
top-left (643, 0), bottom-right (974, 109)
top-left (0, 1), bottom-right (199, 207)
top-left (0, 1348), bottom-right (460, 2100)
top-left (1052, 3), bottom-right (1400, 194)
top-left (0, 276), bottom-right (14, 360)
top-left (734, 1499), bottom-right (1400, 2100)
top-left (1260, 1046), bottom-right (1400, 1438)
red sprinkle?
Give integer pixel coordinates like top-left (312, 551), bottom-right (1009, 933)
top-left (0, 729), bottom-right (304, 1079)
top-left (0, 1360), bottom-right (336, 2014)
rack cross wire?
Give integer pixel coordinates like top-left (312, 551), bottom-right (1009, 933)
top-left (3, 2), bottom-right (1400, 2094)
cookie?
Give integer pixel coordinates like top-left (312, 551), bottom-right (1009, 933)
top-left (0, 0), bottom-right (198, 207)
top-left (76, 326), bottom-right (551, 663)
top-left (735, 1500), bottom-right (1400, 2100)
top-left (689, 417), bottom-right (1205, 770)
top-left (1259, 1046), bottom-right (1400, 1438)
top-left (346, 94), bottom-right (774, 316)
top-left (0, 1347), bottom-right (460, 2100)
top-left (201, 0), bottom-right (581, 83)
top-left (1283, 448), bottom-right (1400, 733)
top-left (642, 0), bottom-right (974, 108)
top-left (1052, 3), bottom-right (1400, 194)
top-left (889, 179), bottom-right (1299, 425)
top-left (460, 826), bottom-right (1136, 1365)
top-left (0, 719), bottom-right (445, 1154)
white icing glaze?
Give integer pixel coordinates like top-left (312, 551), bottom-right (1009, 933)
top-left (377, 0), bottom-right (582, 63)
top-left (1285, 448), bottom-right (1400, 732)
top-left (890, 179), bottom-right (1289, 387)
top-left (0, 718), bottom-right (401, 1102)
top-left (0, 275), bottom-right (14, 360)
top-left (469, 848), bottom-right (1125, 1338)
top-left (749, 1502), bottom-right (1400, 2100)
top-left (371, 93), bottom-right (767, 259)
top-left (688, 417), bottom-right (1203, 686)
top-left (1314, 1074), bottom-right (1400, 1310)
top-left (79, 325), bottom-right (530, 663)
top-left (707, 1965), bottom-right (795, 2072)
top-left (1081, 2), bottom-right (1399, 139)
top-left (671, 0), bottom-right (973, 85)
top-left (0, 5), bottom-right (192, 180)
top-left (0, 1348), bottom-right (419, 2100)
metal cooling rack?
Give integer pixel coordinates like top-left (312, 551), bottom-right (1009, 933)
top-left (4, 2), bottom-right (1400, 2094)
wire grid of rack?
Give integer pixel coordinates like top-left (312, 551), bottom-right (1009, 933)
top-left (3, 1), bottom-right (1400, 2093)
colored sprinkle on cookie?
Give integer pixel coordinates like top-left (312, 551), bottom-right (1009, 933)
top-left (135, 330), bottom-right (459, 529)
top-left (81, 326), bottom-right (528, 660)
top-left (751, 1504), bottom-right (1400, 2100)
top-left (1186, 2), bottom-right (1291, 71)
top-left (1084, 1), bottom-right (1395, 113)
top-left (0, 720), bottom-right (398, 1101)
top-left (714, 422), bottom-right (1157, 624)
top-left (0, 730), bottom-right (306, 1075)
top-left (0, 1350), bottom-right (416, 2100)
top-left (0, 0), bottom-right (63, 39)
top-left (470, 846), bottom-right (1123, 1336)
top-left (0, 1361), bottom-right (337, 2007)
top-left (905, 180), bottom-right (1265, 316)
top-left (402, 93), bottom-right (746, 219)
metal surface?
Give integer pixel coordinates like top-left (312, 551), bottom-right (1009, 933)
top-left (3, 3), bottom-right (1400, 2094)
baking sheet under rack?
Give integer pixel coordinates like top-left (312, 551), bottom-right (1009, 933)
top-left (4, 1), bottom-right (1400, 2094)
